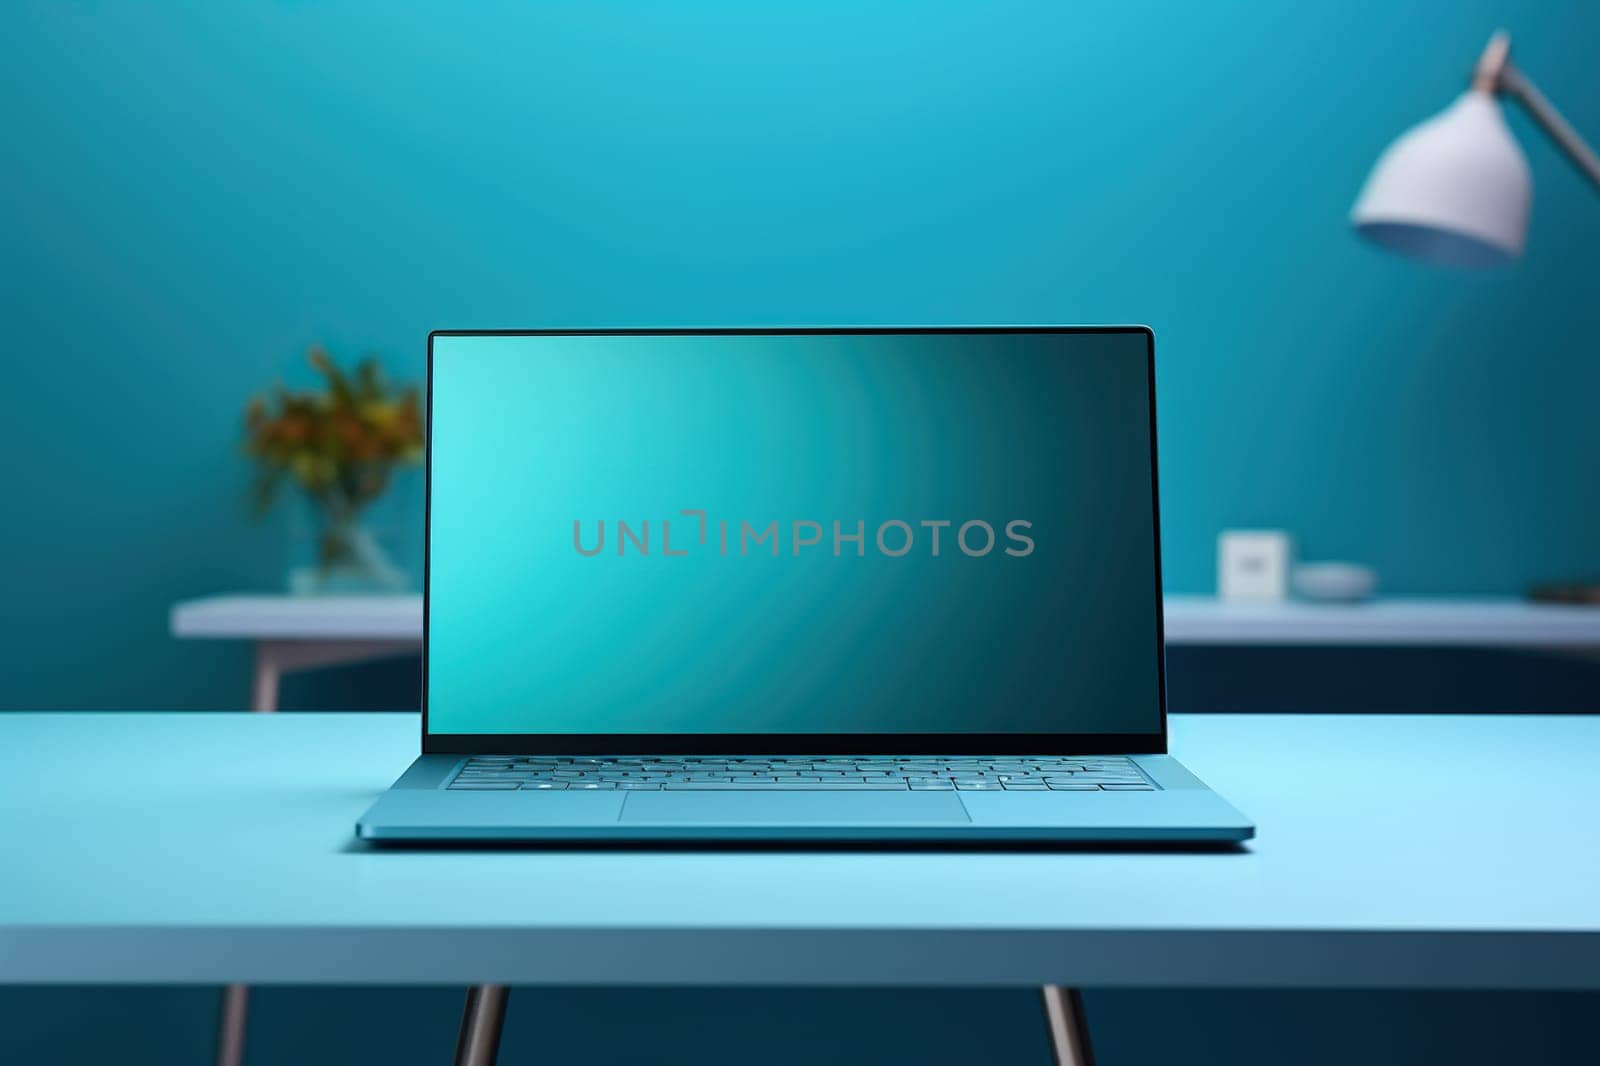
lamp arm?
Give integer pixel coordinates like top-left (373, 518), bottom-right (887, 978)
top-left (1497, 64), bottom-right (1600, 191)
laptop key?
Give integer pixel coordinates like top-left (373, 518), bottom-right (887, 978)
top-left (451, 782), bottom-right (520, 790)
top-left (522, 782), bottom-right (568, 790)
top-left (1046, 783), bottom-right (1102, 790)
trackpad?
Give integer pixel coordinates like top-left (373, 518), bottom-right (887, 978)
top-left (620, 791), bottom-right (970, 825)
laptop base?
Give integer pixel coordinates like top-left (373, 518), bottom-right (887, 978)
top-left (356, 754), bottom-right (1254, 843)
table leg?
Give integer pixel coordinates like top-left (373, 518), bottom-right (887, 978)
top-left (233, 643), bottom-right (279, 1064)
top-left (453, 985), bottom-right (510, 1066)
top-left (1040, 985), bottom-right (1095, 1066)
top-left (249, 638), bottom-right (417, 713)
top-left (215, 984), bottom-right (250, 1066)
top-left (227, 638), bottom-right (419, 1060)
top-left (250, 643), bottom-right (281, 713)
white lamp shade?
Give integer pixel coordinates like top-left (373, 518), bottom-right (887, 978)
top-left (1351, 90), bottom-right (1531, 268)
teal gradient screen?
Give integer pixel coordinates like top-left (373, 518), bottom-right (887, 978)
top-left (427, 332), bottom-right (1163, 736)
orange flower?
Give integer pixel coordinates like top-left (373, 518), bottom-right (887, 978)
top-left (242, 347), bottom-right (424, 518)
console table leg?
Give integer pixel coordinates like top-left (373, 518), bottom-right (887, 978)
top-left (250, 643), bottom-right (281, 713)
top-left (453, 985), bottom-right (510, 1066)
top-left (1040, 985), bottom-right (1095, 1066)
top-left (215, 983), bottom-right (250, 1066)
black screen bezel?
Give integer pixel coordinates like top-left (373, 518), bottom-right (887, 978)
top-left (421, 327), bottom-right (1168, 755)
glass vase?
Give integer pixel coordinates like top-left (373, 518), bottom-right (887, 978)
top-left (287, 495), bottom-right (409, 596)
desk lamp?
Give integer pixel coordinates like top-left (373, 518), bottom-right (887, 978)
top-left (1351, 31), bottom-right (1600, 267)
top-left (1352, 31), bottom-right (1600, 605)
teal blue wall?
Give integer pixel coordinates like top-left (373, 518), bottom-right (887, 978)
top-left (3, 7), bottom-right (1600, 1064)
top-left (3, 0), bottom-right (1599, 711)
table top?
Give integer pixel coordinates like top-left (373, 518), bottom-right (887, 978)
top-left (1162, 596), bottom-right (1600, 646)
top-left (4, 712), bottom-right (1598, 988)
top-left (171, 594), bottom-right (423, 640)
top-left (169, 593), bottom-right (1600, 647)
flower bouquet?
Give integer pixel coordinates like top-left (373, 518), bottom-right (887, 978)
top-left (244, 348), bottom-right (423, 593)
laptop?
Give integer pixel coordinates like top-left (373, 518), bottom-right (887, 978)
top-left (357, 327), bottom-right (1254, 843)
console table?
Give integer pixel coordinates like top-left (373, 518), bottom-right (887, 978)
top-left (171, 594), bottom-right (1600, 712)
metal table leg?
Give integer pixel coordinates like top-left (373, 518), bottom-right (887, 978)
top-left (215, 984), bottom-right (250, 1066)
top-left (220, 639), bottom-right (422, 1060)
top-left (454, 985), bottom-right (510, 1066)
top-left (249, 638), bottom-right (419, 714)
top-left (1040, 985), bottom-right (1095, 1066)
top-left (250, 643), bottom-right (282, 714)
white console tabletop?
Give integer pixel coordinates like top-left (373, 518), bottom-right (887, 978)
top-left (171, 594), bottom-right (1600, 711)
top-left (172, 595), bottom-right (423, 640)
top-left (172, 595), bottom-right (423, 711)
top-left (1162, 596), bottom-right (1600, 647)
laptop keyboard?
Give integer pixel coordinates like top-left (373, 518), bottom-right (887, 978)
top-left (446, 755), bottom-right (1156, 791)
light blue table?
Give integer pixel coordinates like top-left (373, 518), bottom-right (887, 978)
top-left (4, 713), bottom-right (1599, 1062)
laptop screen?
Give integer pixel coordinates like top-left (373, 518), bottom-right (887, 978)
top-left (425, 329), bottom-right (1165, 751)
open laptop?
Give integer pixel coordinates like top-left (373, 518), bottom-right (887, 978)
top-left (357, 327), bottom-right (1253, 843)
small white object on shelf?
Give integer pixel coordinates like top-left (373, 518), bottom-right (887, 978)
top-left (1218, 530), bottom-right (1291, 601)
top-left (1293, 562), bottom-right (1378, 603)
